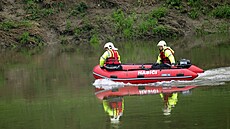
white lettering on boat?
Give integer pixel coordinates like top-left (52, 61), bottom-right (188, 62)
top-left (161, 74), bottom-right (171, 76)
top-left (139, 89), bottom-right (159, 95)
top-left (138, 70), bottom-right (157, 75)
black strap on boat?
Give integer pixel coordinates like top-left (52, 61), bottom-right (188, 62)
top-left (122, 63), bottom-right (154, 65)
top-left (104, 63), bottom-right (190, 71)
top-left (137, 74), bottom-right (144, 78)
top-left (177, 64), bottom-right (191, 68)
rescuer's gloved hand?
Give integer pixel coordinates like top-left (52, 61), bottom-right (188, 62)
top-left (171, 63), bottom-right (176, 68)
top-left (100, 66), bottom-right (105, 69)
top-left (153, 63), bottom-right (159, 66)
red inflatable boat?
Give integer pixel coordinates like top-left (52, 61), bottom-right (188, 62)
top-left (93, 59), bottom-right (204, 84)
top-left (95, 85), bottom-right (197, 100)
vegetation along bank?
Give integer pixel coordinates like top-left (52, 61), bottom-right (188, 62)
top-left (0, 0), bottom-right (229, 49)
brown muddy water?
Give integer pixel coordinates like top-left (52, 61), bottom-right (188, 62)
top-left (0, 34), bottom-right (229, 129)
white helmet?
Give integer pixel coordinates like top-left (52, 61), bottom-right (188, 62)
top-left (104, 42), bottom-right (118, 50)
top-left (110, 113), bottom-right (122, 123)
top-left (157, 40), bottom-right (167, 47)
top-left (163, 107), bottom-right (171, 116)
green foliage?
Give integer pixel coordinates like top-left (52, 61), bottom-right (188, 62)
top-left (23, 0), bottom-right (41, 4)
top-left (111, 8), bottom-right (174, 39)
top-left (137, 7), bottom-right (170, 37)
top-left (138, 21), bottom-right (149, 34)
top-left (20, 32), bottom-right (30, 44)
top-left (70, 2), bottom-right (88, 16)
top-left (80, 23), bottom-right (94, 32)
top-left (74, 23), bottom-right (94, 36)
top-left (216, 23), bottom-right (229, 33)
top-left (187, 0), bottom-right (202, 7)
top-left (74, 27), bottom-right (81, 36)
top-left (112, 9), bottom-right (126, 31)
top-left (211, 5), bottom-right (230, 19)
top-left (52, 2), bottom-right (65, 10)
top-left (112, 9), bottom-right (135, 38)
top-left (73, 21), bottom-right (95, 42)
top-left (112, 9), bottom-right (125, 21)
top-left (19, 32), bottom-right (44, 47)
top-left (76, 2), bottom-right (88, 13)
top-left (59, 35), bottom-right (69, 44)
top-left (166, 0), bottom-right (182, 9)
top-left (188, 9), bottom-right (199, 19)
top-left (187, 0), bottom-right (207, 19)
top-left (152, 25), bottom-right (169, 36)
top-left (150, 7), bottom-right (168, 19)
top-left (138, 18), bottom-right (158, 34)
top-left (0, 21), bottom-right (16, 31)
top-left (90, 34), bottom-right (100, 45)
top-left (166, 0), bottom-right (181, 6)
top-left (123, 28), bottom-right (133, 38)
top-left (25, 0), bottom-right (54, 20)
top-left (66, 20), bottom-right (71, 31)
top-left (0, 21), bottom-right (32, 31)
top-left (195, 28), bottom-right (209, 36)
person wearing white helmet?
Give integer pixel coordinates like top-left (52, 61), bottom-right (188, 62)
top-left (160, 92), bottom-right (178, 116)
top-left (153, 40), bottom-right (176, 68)
top-left (103, 97), bottom-right (124, 123)
top-left (99, 42), bottom-right (121, 70)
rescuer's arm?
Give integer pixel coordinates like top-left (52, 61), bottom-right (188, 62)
top-left (165, 50), bottom-right (175, 64)
top-left (117, 52), bottom-right (121, 63)
top-left (99, 51), bottom-right (110, 67)
top-left (156, 54), bottom-right (161, 64)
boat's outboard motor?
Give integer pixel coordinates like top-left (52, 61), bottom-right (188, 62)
top-left (178, 59), bottom-right (191, 68)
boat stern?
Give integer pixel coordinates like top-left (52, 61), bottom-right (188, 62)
top-left (188, 65), bottom-right (204, 73)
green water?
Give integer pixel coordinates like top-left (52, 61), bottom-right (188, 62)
top-left (120, 85), bottom-right (230, 129)
top-left (0, 34), bottom-right (229, 129)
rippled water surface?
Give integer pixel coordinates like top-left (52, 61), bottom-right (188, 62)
top-left (0, 34), bottom-right (230, 129)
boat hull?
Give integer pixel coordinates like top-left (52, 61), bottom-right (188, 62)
top-left (93, 64), bottom-right (202, 84)
top-left (95, 86), bottom-right (197, 100)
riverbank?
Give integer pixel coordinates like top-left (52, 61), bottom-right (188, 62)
top-left (0, 0), bottom-right (229, 48)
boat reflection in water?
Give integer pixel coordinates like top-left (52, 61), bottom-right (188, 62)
top-left (94, 85), bottom-right (197, 123)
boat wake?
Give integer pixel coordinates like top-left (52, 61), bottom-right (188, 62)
top-left (93, 67), bottom-right (230, 88)
top-left (172, 66), bottom-right (230, 86)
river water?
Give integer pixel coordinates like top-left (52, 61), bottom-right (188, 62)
top-left (0, 34), bottom-right (229, 129)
